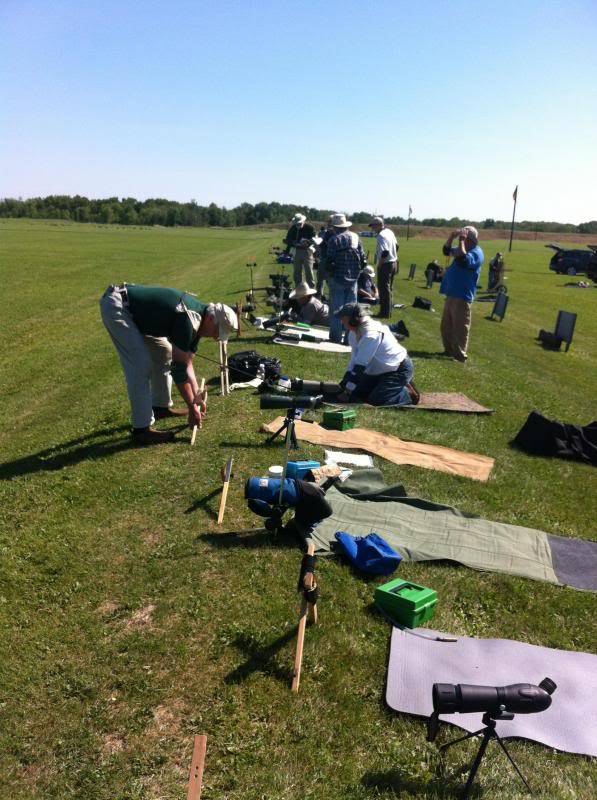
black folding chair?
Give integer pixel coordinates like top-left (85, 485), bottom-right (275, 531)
top-left (554, 310), bottom-right (577, 352)
top-left (490, 291), bottom-right (509, 321)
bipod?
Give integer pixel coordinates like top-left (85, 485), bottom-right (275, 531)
top-left (291, 541), bottom-right (318, 692)
top-left (439, 711), bottom-right (533, 799)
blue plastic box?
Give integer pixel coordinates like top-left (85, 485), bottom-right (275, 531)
top-left (286, 460), bottom-right (321, 480)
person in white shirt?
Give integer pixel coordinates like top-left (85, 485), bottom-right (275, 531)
top-left (368, 216), bottom-right (398, 318)
top-left (335, 303), bottom-right (419, 406)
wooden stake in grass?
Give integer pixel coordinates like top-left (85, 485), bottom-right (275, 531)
top-left (190, 378), bottom-right (206, 445)
top-left (291, 541), bottom-right (318, 693)
top-left (217, 456), bottom-right (233, 525)
top-left (186, 734), bottom-right (207, 800)
top-left (219, 341), bottom-right (229, 396)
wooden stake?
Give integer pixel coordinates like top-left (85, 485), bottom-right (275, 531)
top-left (219, 341), bottom-right (225, 395)
top-left (217, 456), bottom-right (233, 525)
top-left (190, 378), bottom-right (206, 445)
top-left (291, 541), bottom-right (317, 693)
top-left (186, 734), bottom-right (207, 800)
top-left (223, 341), bottom-right (229, 395)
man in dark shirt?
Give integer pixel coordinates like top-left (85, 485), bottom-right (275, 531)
top-left (284, 212), bottom-right (317, 287)
top-left (289, 282), bottom-right (330, 325)
top-left (357, 265), bottom-right (379, 305)
top-left (326, 213), bottom-right (365, 342)
top-left (100, 284), bottom-right (237, 444)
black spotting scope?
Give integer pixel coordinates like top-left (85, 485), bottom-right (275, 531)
top-left (259, 393), bottom-right (323, 411)
top-left (291, 379), bottom-right (343, 395)
top-left (427, 677), bottom-right (556, 742)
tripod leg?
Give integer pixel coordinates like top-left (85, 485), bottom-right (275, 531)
top-left (494, 734), bottom-right (533, 794)
top-left (440, 726), bottom-right (487, 752)
top-left (462, 729), bottom-right (492, 800)
top-left (265, 421), bottom-right (288, 445)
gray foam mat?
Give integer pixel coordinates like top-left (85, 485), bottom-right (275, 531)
top-left (386, 627), bottom-right (597, 756)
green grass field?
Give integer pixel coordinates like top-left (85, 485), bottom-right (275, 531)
top-left (1, 218), bottom-right (596, 799)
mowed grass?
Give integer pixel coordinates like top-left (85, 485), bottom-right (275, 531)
top-left (1, 218), bottom-right (596, 800)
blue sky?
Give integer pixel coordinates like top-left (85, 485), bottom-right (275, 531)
top-left (1, 0), bottom-right (596, 222)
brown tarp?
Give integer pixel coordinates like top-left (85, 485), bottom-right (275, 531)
top-left (261, 418), bottom-right (494, 481)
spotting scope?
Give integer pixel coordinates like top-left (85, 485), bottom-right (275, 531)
top-left (259, 394), bottom-right (323, 411)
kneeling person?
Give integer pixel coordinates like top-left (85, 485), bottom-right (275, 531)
top-left (336, 303), bottom-right (418, 406)
top-left (289, 282), bottom-right (330, 326)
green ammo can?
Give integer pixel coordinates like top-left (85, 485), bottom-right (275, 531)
top-left (374, 578), bottom-right (437, 629)
top-left (322, 408), bottom-right (357, 431)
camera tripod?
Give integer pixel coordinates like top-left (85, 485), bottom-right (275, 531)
top-left (439, 711), bottom-right (532, 799)
top-left (263, 406), bottom-right (299, 450)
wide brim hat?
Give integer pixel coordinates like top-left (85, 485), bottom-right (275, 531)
top-left (330, 213), bottom-right (352, 228)
top-left (290, 213), bottom-right (306, 225)
top-left (363, 265), bottom-right (375, 276)
top-left (212, 303), bottom-right (238, 341)
top-left (289, 282), bottom-right (317, 300)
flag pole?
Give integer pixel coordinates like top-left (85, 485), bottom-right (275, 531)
top-left (406, 205), bottom-right (412, 241)
top-left (508, 186), bottom-right (518, 252)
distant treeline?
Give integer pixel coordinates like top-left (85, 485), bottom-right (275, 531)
top-left (1, 195), bottom-right (596, 234)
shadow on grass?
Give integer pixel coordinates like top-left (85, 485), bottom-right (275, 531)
top-left (0, 424), bottom-right (136, 481)
top-left (198, 526), bottom-right (299, 550)
top-left (185, 486), bottom-right (222, 520)
top-left (225, 628), bottom-right (296, 685)
top-left (361, 769), bottom-right (473, 798)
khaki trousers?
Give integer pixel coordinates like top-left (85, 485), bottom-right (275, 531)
top-left (440, 296), bottom-right (472, 361)
top-left (100, 287), bottom-right (173, 428)
top-left (293, 247), bottom-right (315, 287)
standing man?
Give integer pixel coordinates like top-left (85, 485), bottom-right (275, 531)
top-left (284, 212), bottom-right (317, 287)
top-left (368, 216), bottom-right (398, 318)
top-left (326, 213), bottom-right (365, 343)
top-left (315, 216), bottom-right (334, 298)
top-left (100, 284), bottom-right (238, 444)
top-left (439, 226), bottom-right (484, 362)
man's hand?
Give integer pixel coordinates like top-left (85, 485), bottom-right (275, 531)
top-left (187, 404), bottom-right (203, 429)
top-left (194, 388), bottom-right (207, 415)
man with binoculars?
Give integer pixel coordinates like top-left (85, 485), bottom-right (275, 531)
top-left (335, 303), bottom-right (419, 406)
top-left (440, 226), bottom-right (484, 362)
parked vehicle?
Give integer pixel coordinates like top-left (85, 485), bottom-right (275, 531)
top-left (546, 243), bottom-right (597, 277)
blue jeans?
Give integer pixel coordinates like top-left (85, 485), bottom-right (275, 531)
top-left (329, 279), bottom-right (358, 343)
top-left (353, 357), bottom-right (414, 406)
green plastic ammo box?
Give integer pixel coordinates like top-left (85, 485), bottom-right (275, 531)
top-left (374, 578), bottom-right (437, 629)
top-left (322, 408), bottom-right (357, 431)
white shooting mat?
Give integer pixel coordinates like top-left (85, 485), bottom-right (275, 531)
top-left (386, 627), bottom-right (597, 756)
top-left (272, 336), bottom-right (352, 354)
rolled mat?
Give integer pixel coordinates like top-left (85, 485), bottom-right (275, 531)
top-left (272, 337), bottom-right (352, 353)
top-left (303, 471), bottom-right (597, 590)
top-left (386, 626), bottom-right (597, 756)
top-left (324, 392), bottom-right (493, 413)
top-left (261, 418), bottom-right (494, 481)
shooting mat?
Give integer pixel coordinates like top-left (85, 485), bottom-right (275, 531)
top-left (304, 470), bottom-right (597, 589)
top-left (386, 627), bottom-right (597, 757)
top-left (272, 336), bottom-right (352, 354)
top-left (324, 392), bottom-right (493, 414)
top-left (261, 418), bottom-right (494, 481)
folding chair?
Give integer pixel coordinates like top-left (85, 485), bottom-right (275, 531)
top-left (489, 291), bottom-right (509, 322)
top-left (408, 263), bottom-right (417, 280)
top-left (554, 310), bottom-right (577, 352)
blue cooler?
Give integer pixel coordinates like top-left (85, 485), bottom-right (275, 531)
top-left (286, 460), bottom-right (321, 479)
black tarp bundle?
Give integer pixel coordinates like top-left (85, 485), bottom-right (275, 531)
top-left (512, 410), bottom-right (597, 466)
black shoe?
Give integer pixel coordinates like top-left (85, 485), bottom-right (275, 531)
top-left (132, 427), bottom-right (175, 445)
top-left (406, 382), bottom-right (420, 405)
top-left (152, 406), bottom-right (187, 419)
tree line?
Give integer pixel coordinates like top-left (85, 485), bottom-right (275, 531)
top-left (1, 195), bottom-right (595, 234)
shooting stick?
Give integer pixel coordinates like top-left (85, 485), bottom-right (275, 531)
top-left (219, 341), bottom-right (229, 396)
top-left (190, 378), bottom-right (206, 445)
top-left (291, 541), bottom-right (318, 693)
top-left (186, 734), bottom-right (207, 800)
top-left (217, 456), bottom-right (233, 525)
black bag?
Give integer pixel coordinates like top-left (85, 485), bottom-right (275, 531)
top-left (413, 296), bottom-right (432, 311)
top-left (538, 330), bottom-right (562, 350)
top-left (227, 350), bottom-right (282, 383)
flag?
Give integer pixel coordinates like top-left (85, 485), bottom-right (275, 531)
top-left (513, 186), bottom-right (518, 202)
top-left (408, 205), bottom-right (412, 216)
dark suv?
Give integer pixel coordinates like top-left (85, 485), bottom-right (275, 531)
top-left (547, 244), bottom-right (597, 280)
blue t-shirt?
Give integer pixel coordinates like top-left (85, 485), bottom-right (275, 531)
top-left (440, 245), bottom-right (484, 302)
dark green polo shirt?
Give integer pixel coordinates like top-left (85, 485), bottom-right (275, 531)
top-left (127, 285), bottom-right (208, 383)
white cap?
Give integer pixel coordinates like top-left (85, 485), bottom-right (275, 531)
top-left (212, 303), bottom-right (238, 341)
